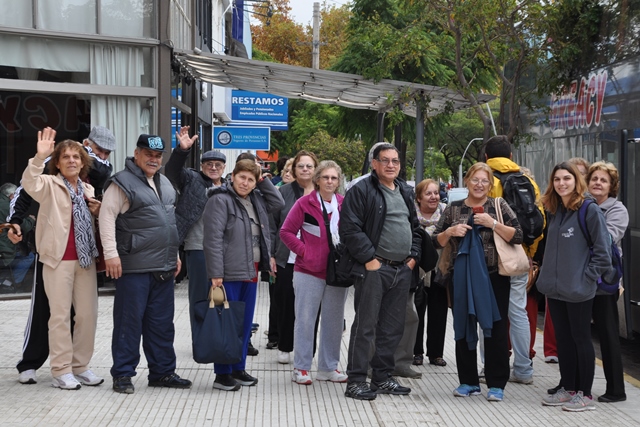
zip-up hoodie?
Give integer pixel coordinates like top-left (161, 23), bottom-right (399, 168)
top-left (536, 201), bottom-right (611, 302)
top-left (486, 157), bottom-right (545, 258)
top-left (279, 190), bottom-right (344, 280)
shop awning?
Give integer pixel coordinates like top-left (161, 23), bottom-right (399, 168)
top-left (175, 52), bottom-right (494, 117)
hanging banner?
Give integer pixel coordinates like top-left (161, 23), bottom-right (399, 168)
top-left (213, 126), bottom-right (270, 150)
top-left (231, 90), bottom-right (288, 130)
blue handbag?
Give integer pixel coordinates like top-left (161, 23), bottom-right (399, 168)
top-left (192, 285), bottom-right (245, 364)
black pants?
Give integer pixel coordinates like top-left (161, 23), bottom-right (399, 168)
top-left (267, 277), bottom-right (279, 343)
top-left (592, 293), bottom-right (625, 397)
top-left (275, 263), bottom-right (295, 352)
top-left (548, 297), bottom-right (595, 396)
top-left (16, 259), bottom-right (49, 373)
top-left (414, 272), bottom-right (448, 359)
top-left (454, 273), bottom-right (510, 390)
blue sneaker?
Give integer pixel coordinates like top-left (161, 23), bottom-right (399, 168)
top-left (487, 387), bottom-right (504, 401)
top-left (453, 384), bottom-right (481, 397)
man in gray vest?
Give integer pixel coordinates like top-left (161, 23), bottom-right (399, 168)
top-left (100, 134), bottom-right (192, 394)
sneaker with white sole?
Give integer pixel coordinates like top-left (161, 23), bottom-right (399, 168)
top-left (542, 387), bottom-right (573, 406)
top-left (75, 369), bottom-right (104, 386)
top-left (453, 384), bottom-right (481, 397)
top-left (277, 351), bottom-right (290, 364)
top-left (52, 373), bottom-right (81, 390)
top-left (562, 391), bottom-right (596, 412)
top-left (509, 373), bottom-right (534, 384)
top-left (18, 369), bottom-right (37, 384)
top-left (544, 356), bottom-right (559, 363)
top-left (316, 370), bottom-right (348, 383)
top-left (292, 368), bottom-right (312, 385)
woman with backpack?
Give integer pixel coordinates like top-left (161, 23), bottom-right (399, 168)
top-left (586, 161), bottom-right (628, 403)
top-left (537, 162), bottom-right (612, 412)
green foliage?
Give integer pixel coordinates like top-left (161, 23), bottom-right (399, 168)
top-left (303, 129), bottom-right (367, 177)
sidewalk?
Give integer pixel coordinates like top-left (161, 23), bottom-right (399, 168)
top-left (0, 280), bottom-right (639, 427)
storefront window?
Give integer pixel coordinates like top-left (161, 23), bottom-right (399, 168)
top-left (0, 1), bottom-right (32, 28)
top-left (102, 0), bottom-right (156, 39)
top-left (38, 0), bottom-right (97, 34)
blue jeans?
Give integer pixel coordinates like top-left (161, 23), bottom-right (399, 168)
top-left (346, 264), bottom-right (411, 383)
top-left (111, 272), bottom-right (177, 381)
top-left (9, 252), bottom-right (35, 284)
top-left (213, 280), bottom-right (257, 375)
top-left (509, 272), bottom-right (533, 379)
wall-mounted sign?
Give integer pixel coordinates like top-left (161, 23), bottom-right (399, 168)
top-left (213, 126), bottom-right (270, 150)
top-left (231, 90), bottom-right (288, 130)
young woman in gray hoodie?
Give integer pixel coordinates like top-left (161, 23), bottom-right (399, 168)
top-left (537, 161), bottom-right (612, 412)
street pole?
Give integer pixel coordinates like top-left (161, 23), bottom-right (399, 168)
top-left (458, 137), bottom-right (483, 187)
top-left (312, 3), bottom-right (320, 69)
top-left (415, 102), bottom-right (424, 183)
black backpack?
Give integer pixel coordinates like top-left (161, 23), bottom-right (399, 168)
top-left (494, 171), bottom-right (544, 246)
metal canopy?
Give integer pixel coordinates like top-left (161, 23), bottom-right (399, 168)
top-left (176, 52), bottom-right (494, 117)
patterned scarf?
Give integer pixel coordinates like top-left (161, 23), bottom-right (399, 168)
top-left (317, 192), bottom-right (340, 246)
top-left (415, 201), bottom-right (446, 235)
top-left (62, 177), bottom-right (99, 269)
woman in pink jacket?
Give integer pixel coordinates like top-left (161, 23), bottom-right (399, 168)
top-left (280, 160), bottom-right (348, 385)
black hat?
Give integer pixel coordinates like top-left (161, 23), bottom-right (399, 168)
top-left (201, 150), bottom-right (226, 163)
top-left (136, 134), bottom-right (165, 152)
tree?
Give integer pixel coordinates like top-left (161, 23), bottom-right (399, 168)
top-left (303, 129), bottom-right (366, 178)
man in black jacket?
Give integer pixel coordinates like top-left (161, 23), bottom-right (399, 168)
top-left (339, 143), bottom-right (421, 401)
top-left (9, 125), bottom-right (115, 385)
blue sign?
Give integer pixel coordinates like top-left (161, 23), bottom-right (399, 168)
top-left (231, 90), bottom-right (288, 130)
top-left (213, 126), bottom-right (270, 150)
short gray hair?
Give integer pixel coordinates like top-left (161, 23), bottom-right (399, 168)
top-left (313, 160), bottom-right (343, 192)
top-left (368, 142), bottom-right (387, 163)
top-left (0, 183), bottom-right (17, 198)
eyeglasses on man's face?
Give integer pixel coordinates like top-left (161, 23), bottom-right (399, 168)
top-left (375, 157), bottom-right (400, 166)
top-left (296, 163), bottom-right (315, 170)
top-left (202, 161), bottom-right (225, 170)
top-left (470, 178), bottom-right (491, 186)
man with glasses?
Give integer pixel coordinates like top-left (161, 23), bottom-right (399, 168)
top-left (340, 143), bottom-right (421, 400)
top-left (165, 126), bottom-right (228, 358)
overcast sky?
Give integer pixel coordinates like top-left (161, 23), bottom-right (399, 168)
top-left (287, 0), bottom-right (350, 25)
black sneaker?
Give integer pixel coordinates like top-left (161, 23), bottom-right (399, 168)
top-left (371, 377), bottom-right (411, 395)
top-left (547, 383), bottom-right (562, 395)
top-left (251, 323), bottom-right (260, 332)
top-left (266, 341), bottom-right (278, 349)
top-left (345, 381), bottom-right (377, 400)
top-left (232, 370), bottom-right (258, 386)
top-left (247, 341), bottom-right (259, 356)
top-left (213, 374), bottom-right (241, 391)
top-left (113, 376), bottom-right (135, 394)
top-left (148, 373), bottom-right (192, 389)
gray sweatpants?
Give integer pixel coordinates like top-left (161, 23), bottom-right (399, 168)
top-left (293, 271), bottom-right (348, 372)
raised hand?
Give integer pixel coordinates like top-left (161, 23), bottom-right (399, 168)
top-left (36, 127), bottom-right (56, 160)
top-left (176, 126), bottom-right (198, 150)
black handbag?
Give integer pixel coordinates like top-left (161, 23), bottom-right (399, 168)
top-left (417, 227), bottom-right (439, 273)
top-left (320, 200), bottom-right (354, 288)
top-left (192, 285), bottom-right (246, 364)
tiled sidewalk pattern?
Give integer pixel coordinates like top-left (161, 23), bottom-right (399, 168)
top-left (0, 281), bottom-right (638, 426)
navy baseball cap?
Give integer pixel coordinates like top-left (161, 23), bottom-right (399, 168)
top-left (136, 134), bottom-right (165, 152)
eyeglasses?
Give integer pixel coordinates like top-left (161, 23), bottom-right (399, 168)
top-left (320, 175), bottom-right (339, 182)
top-left (470, 178), bottom-right (491, 186)
top-left (202, 161), bottom-right (225, 170)
top-left (296, 164), bottom-right (315, 170)
top-left (375, 158), bottom-right (400, 166)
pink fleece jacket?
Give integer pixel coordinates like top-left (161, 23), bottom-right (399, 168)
top-left (279, 190), bottom-right (344, 280)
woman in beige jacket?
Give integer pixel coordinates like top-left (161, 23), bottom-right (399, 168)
top-left (21, 127), bottom-right (103, 390)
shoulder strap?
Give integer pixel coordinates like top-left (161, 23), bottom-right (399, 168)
top-left (494, 197), bottom-right (504, 224)
top-left (291, 181), bottom-right (303, 200)
top-left (320, 200), bottom-right (335, 252)
top-left (577, 199), bottom-right (594, 247)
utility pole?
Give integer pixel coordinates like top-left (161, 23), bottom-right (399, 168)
top-left (312, 2), bottom-right (320, 69)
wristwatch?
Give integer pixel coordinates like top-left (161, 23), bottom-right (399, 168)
top-left (492, 219), bottom-right (497, 230)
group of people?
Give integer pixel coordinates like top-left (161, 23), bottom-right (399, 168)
top-left (3, 127), bottom-right (628, 413)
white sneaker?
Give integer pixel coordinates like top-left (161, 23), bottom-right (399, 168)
top-left (277, 351), bottom-right (290, 364)
top-left (76, 369), bottom-right (104, 386)
top-left (18, 369), bottom-right (37, 384)
top-left (52, 373), bottom-right (81, 390)
top-left (292, 368), bottom-right (312, 385)
top-left (545, 356), bottom-right (559, 363)
top-left (316, 370), bottom-right (348, 383)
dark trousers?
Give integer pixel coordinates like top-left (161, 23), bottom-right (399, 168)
top-left (111, 273), bottom-right (177, 381)
top-left (592, 293), bottom-right (626, 397)
top-left (347, 264), bottom-right (411, 383)
top-left (275, 263), bottom-right (295, 352)
top-left (16, 259), bottom-right (49, 373)
top-left (548, 297), bottom-right (595, 396)
top-left (414, 272), bottom-right (448, 359)
top-left (214, 280), bottom-right (257, 375)
top-left (454, 273), bottom-right (510, 390)
top-left (267, 277), bottom-right (279, 343)
top-left (186, 250), bottom-right (207, 341)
